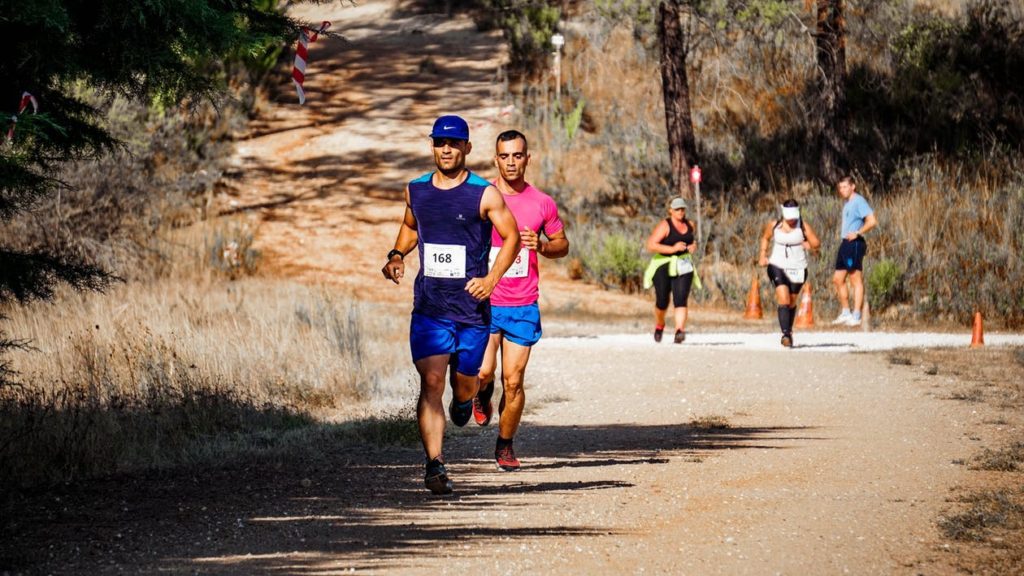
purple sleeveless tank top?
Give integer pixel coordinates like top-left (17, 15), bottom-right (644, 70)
top-left (409, 171), bottom-right (493, 325)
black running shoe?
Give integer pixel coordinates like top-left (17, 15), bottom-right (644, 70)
top-left (674, 330), bottom-right (686, 344)
top-left (448, 397), bottom-right (473, 427)
top-left (424, 457), bottom-right (453, 495)
top-left (654, 327), bottom-right (664, 342)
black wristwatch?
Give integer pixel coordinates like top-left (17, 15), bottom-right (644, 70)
top-left (387, 249), bottom-right (404, 261)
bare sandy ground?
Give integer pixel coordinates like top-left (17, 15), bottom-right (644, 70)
top-left (3, 1), bottom-right (1020, 574)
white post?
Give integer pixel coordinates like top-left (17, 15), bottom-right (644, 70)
top-left (695, 181), bottom-right (702, 253)
top-left (689, 165), bottom-right (703, 257)
top-left (551, 32), bottom-right (564, 110)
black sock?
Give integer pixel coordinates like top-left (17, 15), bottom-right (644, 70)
top-left (777, 306), bottom-right (791, 334)
top-left (496, 436), bottom-right (513, 450)
top-left (786, 305), bottom-right (797, 333)
top-left (479, 380), bottom-right (495, 403)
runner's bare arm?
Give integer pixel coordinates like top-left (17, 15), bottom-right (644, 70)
top-left (466, 185), bottom-right (520, 300)
top-left (644, 221), bottom-right (673, 254)
top-left (382, 186), bottom-right (418, 284)
top-left (860, 213), bottom-right (878, 237)
top-left (844, 212), bottom-right (878, 241)
top-left (536, 229), bottom-right (569, 259)
top-left (802, 221), bottom-right (822, 251)
top-left (758, 221), bottom-right (774, 266)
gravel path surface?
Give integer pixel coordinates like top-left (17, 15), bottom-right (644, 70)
top-left (550, 331), bottom-right (1024, 352)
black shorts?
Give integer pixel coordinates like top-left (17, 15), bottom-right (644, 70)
top-left (652, 264), bottom-right (693, 310)
top-left (835, 237), bottom-right (867, 272)
top-left (766, 264), bottom-right (805, 296)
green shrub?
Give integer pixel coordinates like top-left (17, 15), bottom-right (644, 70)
top-left (587, 232), bottom-right (645, 292)
top-left (868, 258), bottom-right (906, 310)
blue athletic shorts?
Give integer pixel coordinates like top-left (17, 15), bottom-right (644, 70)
top-left (409, 313), bottom-right (490, 375)
top-left (489, 303), bottom-right (542, 347)
top-left (835, 238), bottom-right (867, 272)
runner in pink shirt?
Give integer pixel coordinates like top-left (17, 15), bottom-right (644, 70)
top-left (475, 130), bottom-right (569, 471)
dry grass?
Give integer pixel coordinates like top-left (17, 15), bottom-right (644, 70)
top-left (0, 274), bottom-right (413, 490)
top-left (506, 2), bottom-right (1024, 329)
top-left (890, 347), bottom-right (1024, 574)
top-left (689, 415), bottom-right (731, 430)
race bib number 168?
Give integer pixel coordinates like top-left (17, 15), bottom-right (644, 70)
top-left (424, 243), bottom-right (466, 278)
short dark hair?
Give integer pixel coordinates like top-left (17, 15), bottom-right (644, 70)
top-left (782, 198), bottom-right (799, 208)
top-left (496, 130), bottom-right (528, 151)
top-left (837, 175), bottom-right (855, 186)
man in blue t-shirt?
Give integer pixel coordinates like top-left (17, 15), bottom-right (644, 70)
top-left (381, 114), bottom-right (520, 495)
top-left (831, 176), bottom-right (878, 327)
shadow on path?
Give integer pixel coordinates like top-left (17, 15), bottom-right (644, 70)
top-left (1, 420), bottom-right (823, 574)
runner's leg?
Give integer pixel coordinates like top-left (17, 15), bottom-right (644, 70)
top-left (673, 306), bottom-right (687, 332)
top-left (850, 270), bottom-right (865, 316)
top-left (833, 269), bottom-right (850, 311)
top-left (775, 284), bottom-right (792, 334)
top-left (497, 339), bottom-right (532, 441)
top-left (477, 333), bottom-right (502, 398)
top-left (415, 354), bottom-right (451, 460)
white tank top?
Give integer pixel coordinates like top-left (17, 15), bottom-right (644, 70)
top-left (768, 222), bottom-right (807, 269)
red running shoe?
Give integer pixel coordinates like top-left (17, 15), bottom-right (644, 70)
top-left (472, 397), bottom-right (493, 426)
top-left (495, 443), bottom-right (521, 472)
top-left (473, 382), bottom-right (495, 426)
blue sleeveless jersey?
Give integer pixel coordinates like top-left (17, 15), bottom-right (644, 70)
top-left (409, 171), bottom-right (493, 325)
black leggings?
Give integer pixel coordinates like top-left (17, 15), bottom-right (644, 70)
top-left (653, 265), bottom-right (694, 310)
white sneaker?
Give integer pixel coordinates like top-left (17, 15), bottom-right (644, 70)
top-left (845, 315), bottom-right (862, 327)
top-left (832, 311), bottom-right (853, 325)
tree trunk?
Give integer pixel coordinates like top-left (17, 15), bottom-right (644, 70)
top-left (658, 0), bottom-right (699, 199)
top-left (816, 0), bottom-right (848, 183)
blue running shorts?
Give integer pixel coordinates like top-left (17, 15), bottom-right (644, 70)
top-left (489, 303), bottom-right (542, 347)
top-left (410, 313), bottom-right (490, 375)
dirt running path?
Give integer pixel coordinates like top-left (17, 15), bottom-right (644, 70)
top-left (219, 0), bottom-right (650, 317)
top-left (4, 341), bottom-right (997, 574)
top-left (1, 1), bottom-right (1008, 574)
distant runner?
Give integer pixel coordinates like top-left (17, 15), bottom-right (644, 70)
top-left (474, 130), bottom-right (569, 472)
top-left (381, 114), bottom-right (520, 495)
top-left (643, 197), bottom-right (698, 343)
top-left (831, 176), bottom-right (877, 327)
top-left (758, 199), bottom-right (821, 347)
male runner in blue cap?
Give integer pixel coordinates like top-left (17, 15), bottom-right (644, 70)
top-left (382, 114), bottom-right (520, 494)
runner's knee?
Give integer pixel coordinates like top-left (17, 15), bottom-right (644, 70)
top-left (478, 366), bottom-right (496, 383)
top-left (502, 373), bottom-right (526, 394)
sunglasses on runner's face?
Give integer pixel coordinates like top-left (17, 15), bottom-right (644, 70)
top-left (432, 138), bottom-right (466, 148)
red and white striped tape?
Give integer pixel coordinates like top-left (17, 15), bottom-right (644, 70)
top-left (6, 91), bottom-right (38, 143)
top-left (472, 104), bottom-right (516, 130)
top-left (292, 21), bottom-right (331, 105)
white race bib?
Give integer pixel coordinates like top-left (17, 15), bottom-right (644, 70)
top-left (675, 257), bottom-right (694, 275)
top-left (489, 246), bottom-right (530, 278)
top-left (785, 267), bottom-right (806, 283)
top-left (423, 243), bottom-right (466, 278)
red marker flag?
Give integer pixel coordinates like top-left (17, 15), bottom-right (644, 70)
top-left (6, 91), bottom-right (38, 143)
top-left (292, 21), bottom-right (331, 105)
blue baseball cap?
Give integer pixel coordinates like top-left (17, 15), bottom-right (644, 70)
top-left (430, 115), bottom-right (470, 141)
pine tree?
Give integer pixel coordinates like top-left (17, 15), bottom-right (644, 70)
top-left (0, 0), bottom-right (303, 383)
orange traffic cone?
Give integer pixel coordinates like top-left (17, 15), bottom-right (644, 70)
top-left (794, 283), bottom-right (815, 328)
top-left (970, 311), bottom-right (985, 348)
top-left (743, 275), bottom-right (763, 319)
